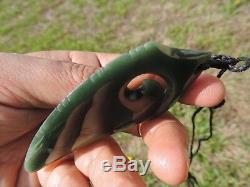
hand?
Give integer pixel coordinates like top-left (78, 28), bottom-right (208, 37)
top-left (0, 51), bottom-right (225, 187)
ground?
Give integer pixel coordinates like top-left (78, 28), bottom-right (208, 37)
top-left (0, 0), bottom-right (249, 186)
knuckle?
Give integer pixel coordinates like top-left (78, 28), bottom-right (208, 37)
top-left (64, 63), bottom-right (99, 86)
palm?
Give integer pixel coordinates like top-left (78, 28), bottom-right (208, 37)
top-left (0, 110), bottom-right (44, 186)
top-left (0, 51), bottom-right (224, 187)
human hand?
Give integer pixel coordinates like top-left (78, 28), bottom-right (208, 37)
top-left (0, 51), bottom-right (225, 187)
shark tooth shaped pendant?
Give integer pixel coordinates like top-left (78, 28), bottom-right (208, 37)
top-left (24, 41), bottom-right (211, 172)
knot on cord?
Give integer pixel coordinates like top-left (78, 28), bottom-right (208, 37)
top-left (201, 55), bottom-right (250, 73)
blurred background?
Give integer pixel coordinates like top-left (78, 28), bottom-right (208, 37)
top-left (0, 0), bottom-right (249, 186)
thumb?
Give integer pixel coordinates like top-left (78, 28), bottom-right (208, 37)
top-left (0, 52), bottom-right (100, 108)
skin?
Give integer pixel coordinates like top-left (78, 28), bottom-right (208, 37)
top-left (0, 51), bottom-right (225, 187)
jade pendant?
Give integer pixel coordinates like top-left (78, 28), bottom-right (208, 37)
top-left (24, 41), bottom-right (211, 172)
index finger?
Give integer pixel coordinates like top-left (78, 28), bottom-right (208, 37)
top-left (27, 51), bottom-right (225, 107)
top-left (180, 73), bottom-right (225, 107)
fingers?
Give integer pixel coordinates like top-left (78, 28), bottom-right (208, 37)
top-left (0, 53), bottom-right (100, 108)
top-left (74, 137), bottom-right (145, 187)
top-left (180, 73), bottom-right (225, 107)
top-left (126, 72), bottom-right (225, 108)
top-left (0, 51), bottom-right (118, 108)
top-left (125, 73), bottom-right (224, 185)
top-left (25, 51), bottom-right (225, 108)
top-left (140, 113), bottom-right (189, 185)
top-left (37, 161), bottom-right (90, 187)
top-left (37, 136), bottom-right (145, 187)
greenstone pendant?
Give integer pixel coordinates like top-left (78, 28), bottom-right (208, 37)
top-left (24, 41), bottom-right (211, 172)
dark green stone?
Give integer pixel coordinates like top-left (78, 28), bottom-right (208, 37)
top-left (24, 41), bottom-right (211, 172)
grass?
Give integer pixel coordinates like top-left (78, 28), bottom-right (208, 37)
top-left (1, 0), bottom-right (250, 186)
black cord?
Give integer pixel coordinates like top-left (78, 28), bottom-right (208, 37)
top-left (201, 55), bottom-right (250, 73)
top-left (187, 55), bottom-right (250, 187)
